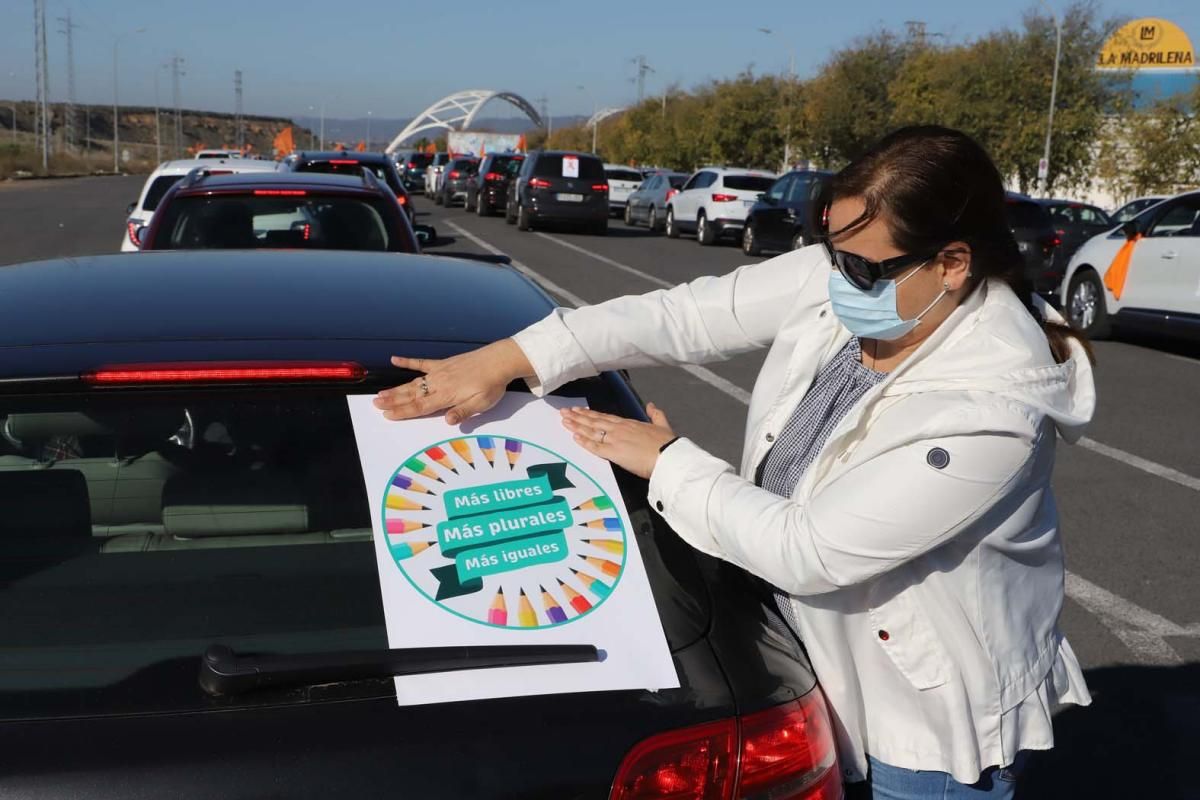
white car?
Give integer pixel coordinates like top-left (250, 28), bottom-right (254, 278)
top-left (121, 158), bottom-right (280, 251)
top-left (1059, 189), bottom-right (1200, 339)
top-left (603, 164), bottom-right (643, 217)
top-left (423, 153), bottom-right (452, 197)
top-left (664, 167), bottom-right (778, 245)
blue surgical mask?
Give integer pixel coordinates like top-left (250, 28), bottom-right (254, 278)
top-left (826, 265), bottom-right (947, 340)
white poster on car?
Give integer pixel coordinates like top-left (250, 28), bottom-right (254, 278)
top-left (561, 155), bottom-right (579, 178)
top-left (346, 391), bottom-right (679, 706)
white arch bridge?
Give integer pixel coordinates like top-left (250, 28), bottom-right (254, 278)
top-left (384, 90), bottom-right (543, 153)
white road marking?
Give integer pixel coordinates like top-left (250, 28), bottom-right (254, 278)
top-left (533, 232), bottom-right (675, 289)
top-left (1077, 437), bottom-right (1200, 493)
top-left (447, 217), bottom-right (1200, 665)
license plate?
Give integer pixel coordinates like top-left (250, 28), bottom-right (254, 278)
top-left (557, 193), bottom-right (583, 202)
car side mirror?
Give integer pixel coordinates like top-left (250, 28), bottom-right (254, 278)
top-left (1121, 220), bottom-right (1139, 240)
top-left (413, 223), bottom-right (438, 246)
top-left (126, 201), bottom-right (137, 214)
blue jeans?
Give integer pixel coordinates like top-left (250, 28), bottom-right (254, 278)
top-left (846, 756), bottom-right (1021, 800)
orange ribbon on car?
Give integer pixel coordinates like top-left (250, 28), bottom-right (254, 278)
top-left (1103, 234), bottom-right (1141, 301)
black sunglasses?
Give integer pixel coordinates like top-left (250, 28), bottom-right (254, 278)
top-left (819, 238), bottom-right (941, 291)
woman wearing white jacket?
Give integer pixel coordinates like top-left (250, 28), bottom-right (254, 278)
top-left (375, 126), bottom-right (1096, 798)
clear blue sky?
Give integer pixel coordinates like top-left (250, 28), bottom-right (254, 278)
top-left (2, 0), bottom-right (1198, 127)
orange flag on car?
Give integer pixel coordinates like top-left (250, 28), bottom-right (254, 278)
top-left (1103, 234), bottom-right (1141, 300)
top-left (355, 140), bottom-right (367, 152)
top-left (272, 126), bottom-right (295, 157)
top-left (517, 134), bottom-right (527, 152)
top-left (424, 142), bottom-right (436, 155)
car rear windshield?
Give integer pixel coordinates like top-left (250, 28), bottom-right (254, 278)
top-left (449, 159), bottom-right (479, 173)
top-left (1005, 200), bottom-right (1051, 229)
top-left (489, 155), bottom-right (523, 174)
top-left (294, 160), bottom-right (403, 193)
top-left (533, 155), bottom-right (605, 180)
top-left (406, 154), bottom-right (433, 169)
top-left (722, 175), bottom-right (776, 192)
top-left (0, 378), bottom-right (709, 718)
top-left (142, 176), bottom-right (186, 213)
top-left (606, 169), bottom-right (643, 183)
top-left (668, 175), bottom-right (687, 189)
top-left (152, 194), bottom-right (404, 251)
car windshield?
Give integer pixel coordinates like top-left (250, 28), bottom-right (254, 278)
top-left (723, 175), bottom-right (776, 192)
top-left (534, 155), bottom-right (605, 180)
top-left (606, 169), bottom-right (643, 183)
top-left (142, 176), bottom-right (186, 213)
top-left (1005, 200), bottom-right (1050, 229)
top-left (152, 194), bottom-right (400, 251)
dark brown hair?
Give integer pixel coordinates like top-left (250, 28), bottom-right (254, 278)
top-left (830, 125), bottom-right (1093, 365)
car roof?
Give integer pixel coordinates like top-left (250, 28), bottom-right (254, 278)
top-left (0, 251), bottom-right (552, 359)
top-left (532, 150), bottom-right (602, 159)
top-left (696, 166), bottom-right (777, 177)
top-left (171, 171), bottom-right (384, 195)
top-left (292, 150), bottom-right (391, 163)
top-left (1035, 198), bottom-right (1099, 207)
top-left (150, 158), bottom-right (279, 177)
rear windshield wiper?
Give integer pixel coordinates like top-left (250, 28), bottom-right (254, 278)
top-left (199, 643), bottom-right (600, 697)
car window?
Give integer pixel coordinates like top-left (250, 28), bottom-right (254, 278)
top-left (1146, 196), bottom-right (1200, 237)
top-left (723, 175), bottom-right (775, 192)
top-left (784, 176), bottom-right (812, 204)
top-left (407, 154), bottom-right (432, 169)
top-left (450, 159), bottom-right (479, 173)
top-left (681, 173), bottom-right (699, 191)
top-left (142, 176), bottom-right (186, 213)
top-left (1078, 206), bottom-right (1109, 225)
top-left (668, 175), bottom-right (687, 189)
top-left (532, 155), bottom-right (605, 180)
top-left (606, 169), bottom-right (643, 183)
top-left (153, 194), bottom-right (399, 251)
top-left (765, 175), bottom-right (790, 202)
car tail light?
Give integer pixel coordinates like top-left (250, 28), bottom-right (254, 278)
top-left (609, 693), bottom-right (840, 800)
top-left (406, 162), bottom-right (415, 168)
top-left (302, 223), bottom-right (311, 241)
top-left (711, 193), bottom-right (738, 202)
top-left (397, 193), bottom-right (408, 206)
top-left (254, 189), bottom-right (307, 196)
top-left (665, 189), bottom-right (679, 202)
top-left (609, 718), bottom-right (737, 800)
top-left (485, 171), bottom-right (504, 181)
top-left (204, 169), bottom-right (233, 176)
top-left (329, 159), bottom-right (359, 165)
top-left (529, 178), bottom-right (552, 189)
top-left (449, 170), bottom-right (461, 179)
top-left (83, 361), bottom-right (367, 385)
top-left (127, 221), bottom-right (142, 248)
top-left (593, 183), bottom-right (609, 193)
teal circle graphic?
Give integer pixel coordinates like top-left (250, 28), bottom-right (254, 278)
top-left (380, 434), bottom-right (626, 629)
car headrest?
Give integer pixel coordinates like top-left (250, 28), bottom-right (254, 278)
top-left (162, 473), bottom-right (309, 538)
top-left (2, 410), bottom-right (183, 448)
top-left (0, 469), bottom-right (92, 539)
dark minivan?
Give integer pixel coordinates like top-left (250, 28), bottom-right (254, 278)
top-left (506, 151), bottom-right (610, 235)
top-left (743, 170), bottom-right (833, 256)
top-left (0, 250), bottom-right (840, 799)
top-left (465, 152), bottom-right (525, 217)
top-left (284, 151), bottom-right (414, 221)
top-left (1005, 193), bottom-right (1060, 295)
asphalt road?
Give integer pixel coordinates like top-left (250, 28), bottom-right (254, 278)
top-left (2, 176), bottom-right (1198, 796)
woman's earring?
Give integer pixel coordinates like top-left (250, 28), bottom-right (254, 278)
top-left (943, 281), bottom-right (951, 290)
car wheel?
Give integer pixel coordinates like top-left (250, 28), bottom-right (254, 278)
top-left (624, 204), bottom-right (633, 226)
top-left (464, 192), bottom-right (474, 212)
top-left (647, 206), bottom-right (659, 232)
top-left (742, 223), bottom-right (762, 256)
top-left (505, 202), bottom-right (516, 224)
top-left (517, 204), bottom-right (531, 231)
top-left (477, 197), bottom-right (490, 217)
top-left (665, 207), bottom-right (679, 238)
top-left (1066, 269), bottom-right (1111, 339)
top-left (697, 212), bottom-right (715, 246)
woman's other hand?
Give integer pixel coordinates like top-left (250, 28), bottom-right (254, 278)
top-left (374, 339), bottom-right (534, 425)
top-left (561, 403), bottom-right (676, 479)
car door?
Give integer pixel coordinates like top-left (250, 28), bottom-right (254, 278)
top-left (674, 172), bottom-right (709, 222)
top-left (754, 174), bottom-right (793, 248)
top-left (630, 176), bottom-right (655, 219)
top-left (1118, 194), bottom-right (1200, 316)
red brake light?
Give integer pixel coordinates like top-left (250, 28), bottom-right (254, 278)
top-left (711, 193), bottom-right (737, 202)
top-left (406, 161), bottom-right (415, 168)
top-left (253, 189), bottom-right (307, 196)
top-left (484, 171), bottom-right (503, 181)
top-left (302, 223), bottom-right (311, 241)
top-left (127, 221), bottom-right (141, 248)
top-left (397, 193), bottom-right (408, 205)
top-left (592, 183), bottom-right (609, 193)
top-left (737, 696), bottom-right (841, 799)
top-left (665, 189), bottom-right (679, 202)
top-left (83, 361), bottom-right (366, 385)
top-left (609, 718), bottom-right (737, 800)
top-left (448, 170), bottom-right (461, 179)
top-left (328, 159), bottom-right (358, 165)
top-left (529, 178), bottom-right (552, 189)
top-left (204, 169), bottom-right (233, 176)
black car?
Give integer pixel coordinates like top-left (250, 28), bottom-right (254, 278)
top-left (506, 150), bottom-right (609, 235)
top-left (436, 157), bottom-right (480, 207)
top-left (742, 170), bottom-right (833, 256)
top-left (464, 152), bottom-right (525, 217)
top-left (284, 151), bottom-right (414, 221)
top-left (0, 251), bottom-right (840, 799)
top-left (1005, 193), bottom-right (1060, 294)
top-left (1036, 199), bottom-right (1113, 286)
top-left (623, 171), bottom-right (687, 231)
top-left (139, 170), bottom-right (419, 254)
top-left (397, 151), bottom-right (434, 192)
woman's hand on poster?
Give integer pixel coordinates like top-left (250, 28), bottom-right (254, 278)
top-left (561, 404), bottom-right (676, 480)
top-left (374, 339), bottom-right (534, 425)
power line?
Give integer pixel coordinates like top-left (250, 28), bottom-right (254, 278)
top-left (57, 9), bottom-right (82, 152)
top-left (630, 55), bottom-right (655, 103)
top-left (170, 54), bottom-right (184, 157)
top-left (234, 69), bottom-right (244, 149)
top-left (33, 0), bottom-right (50, 169)
top-left (534, 94), bottom-right (549, 139)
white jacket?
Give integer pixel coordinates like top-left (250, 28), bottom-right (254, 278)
top-left (512, 245), bottom-right (1095, 784)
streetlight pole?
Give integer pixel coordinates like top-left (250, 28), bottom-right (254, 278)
top-left (1039, 2), bottom-right (1062, 197)
top-left (319, 103), bottom-right (325, 150)
top-left (366, 110), bottom-right (372, 150)
top-left (7, 72), bottom-right (17, 145)
top-left (112, 28), bottom-right (145, 173)
top-left (758, 27), bottom-right (795, 170)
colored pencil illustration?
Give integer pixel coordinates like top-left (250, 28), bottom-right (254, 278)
top-left (569, 567), bottom-right (612, 599)
top-left (450, 438), bottom-right (476, 469)
top-left (386, 493), bottom-right (429, 511)
top-left (582, 538), bottom-right (625, 556)
top-left (583, 517), bottom-right (622, 532)
top-left (385, 518), bottom-right (427, 535)
top-left (391, 474), bottom-right (434, 495)
top-left (488, 588), bottom-right (508, 626)
top-left (539, 585), bottom-right (568, 624)
top-left (579, 554), bottom-right (622, 578)
top-left (390, 540), bottom-right (431, 559)
top-left (505, 439), bottom-right (522, 467)
top-left (517, 588), bottom-right (538, 627)
top-left (557, 578), bottom-right (593, 614)
top-left (424, 445), bottom-right (458, 474)
top-left (573, 496), bottom-right (614, 512)
top-left (477, 436), bottom-right (496, 466)
top-left (404, 456), bottom-right (444, 484)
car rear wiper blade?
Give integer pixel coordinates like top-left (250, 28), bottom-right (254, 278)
top-left (198, 643), bottom-right (600, 697)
